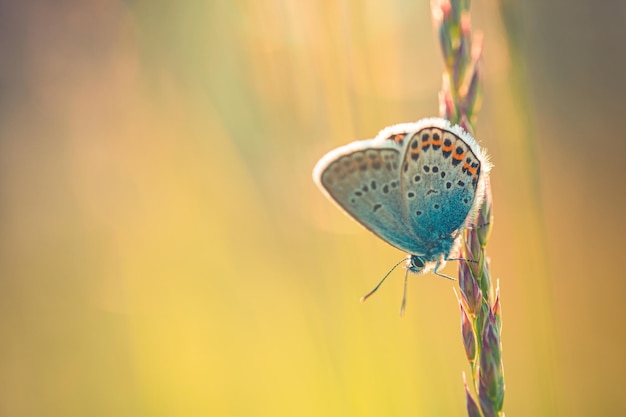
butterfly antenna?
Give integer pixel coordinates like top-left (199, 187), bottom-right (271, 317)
top-left (360, 258), bottom-right (407, 303)
top-left (399, 267), bottom-right (410, 316)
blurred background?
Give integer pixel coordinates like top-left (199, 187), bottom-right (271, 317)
top-left (1, 1), bottom-right (625, 416)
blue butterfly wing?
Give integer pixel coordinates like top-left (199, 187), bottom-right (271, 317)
top-left (313, 138), bottom-right (422, 254)
top-left (400, 125), bottom-right (485, 258)
top-left (314, 119), bottom-right (491, 259)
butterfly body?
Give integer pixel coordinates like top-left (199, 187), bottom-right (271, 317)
top-left (313, 118), bottom-right (491, 275)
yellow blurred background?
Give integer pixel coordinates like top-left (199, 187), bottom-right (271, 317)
top-left (1, 1), bottom-right (624, 416)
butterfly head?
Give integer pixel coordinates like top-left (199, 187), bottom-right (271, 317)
top-left (407, 255), bottom-right (427, 273)
top-left (406, 254), bottom-right (442, 275)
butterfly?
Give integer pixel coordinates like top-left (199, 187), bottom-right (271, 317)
top-left (313, 118), bottom-right (491, 313)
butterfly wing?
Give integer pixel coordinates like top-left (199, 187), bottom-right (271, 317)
top-left (313, 118), bottom-right (491, 258)
top-left (399, 120), bottom-right (490, 250)
top-left (313, 138), bottom-right (423, 254)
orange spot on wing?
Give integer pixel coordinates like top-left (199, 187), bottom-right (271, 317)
top-left (387, 133), bottom-right (406, 143)
top-left (463, 162), bottom-right (479, 177)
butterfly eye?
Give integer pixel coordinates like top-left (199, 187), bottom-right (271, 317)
top-left (410, 256), bottom-right (425, 270)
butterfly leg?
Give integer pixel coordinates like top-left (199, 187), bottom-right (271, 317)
top-left (447, 257), bottom-right (479, 264)
top-left (464, 221), bottom-right (491, 230)
top-left (433, 261), bottom-right (456, 281)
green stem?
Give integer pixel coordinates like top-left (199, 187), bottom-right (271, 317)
top-left (430, 0), bottom-right (504, 416)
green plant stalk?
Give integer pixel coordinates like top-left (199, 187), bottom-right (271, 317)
top-left (430, 1), bottom-right (505, 416)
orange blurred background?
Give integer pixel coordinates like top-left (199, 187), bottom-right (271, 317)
top-left (1, 1), bottom-right (624, 416)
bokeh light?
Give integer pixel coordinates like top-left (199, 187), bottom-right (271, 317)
top-left (0, 1), bottom-right (624, 416)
